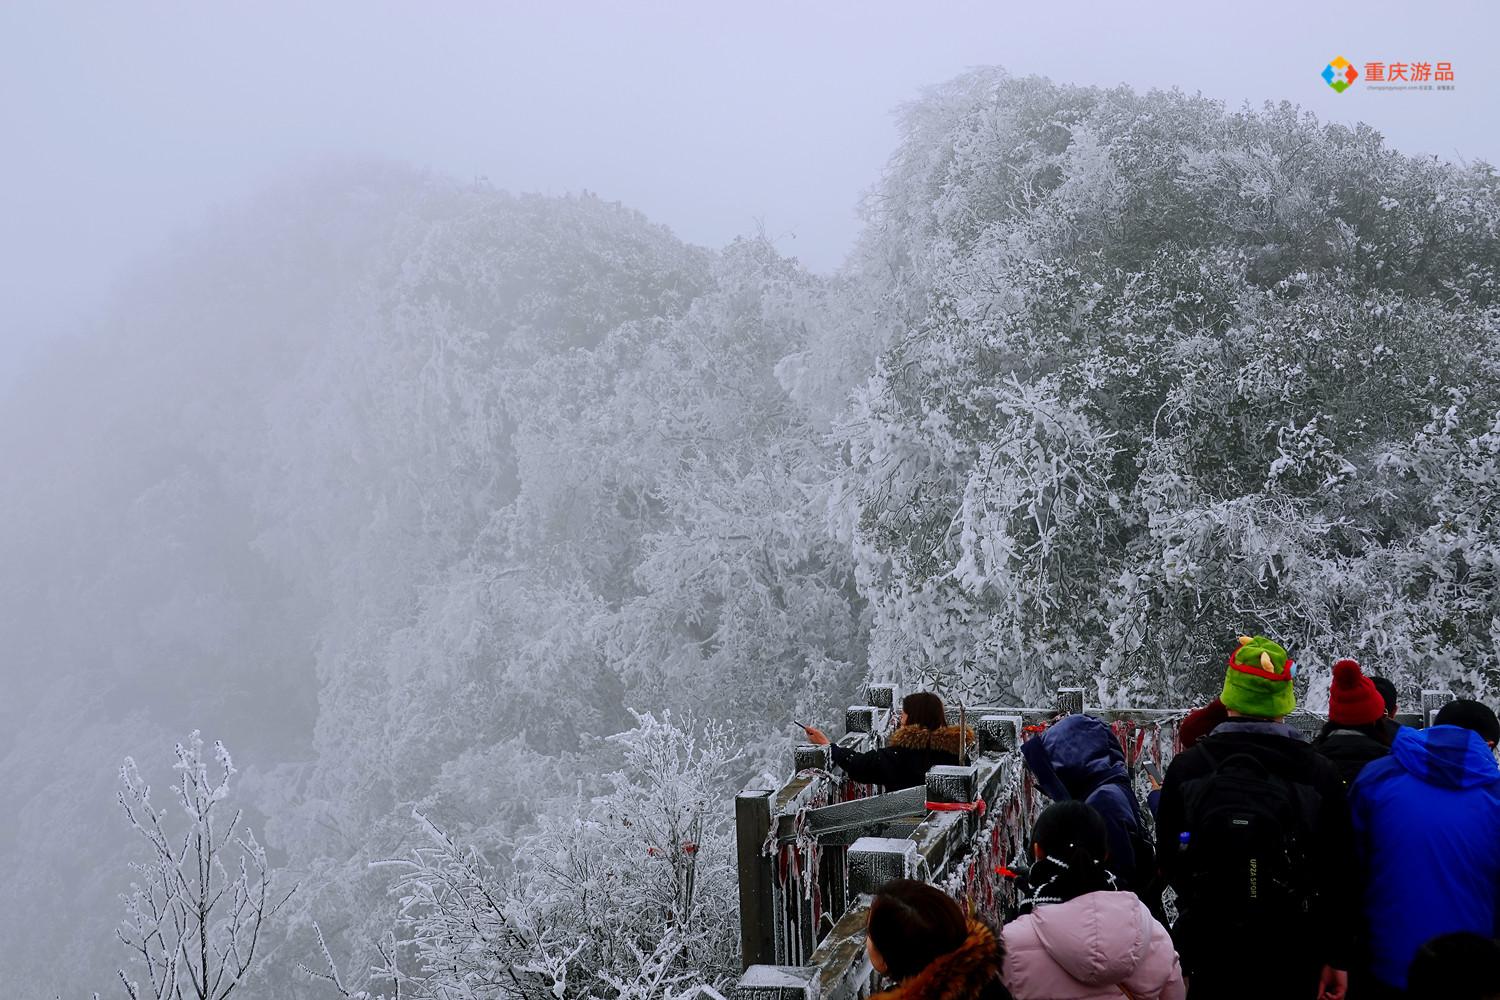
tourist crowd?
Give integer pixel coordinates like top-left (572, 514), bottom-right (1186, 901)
top-left (808, 637), bottom-right (1500, 999)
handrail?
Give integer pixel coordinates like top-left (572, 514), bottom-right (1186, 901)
top-left (734, 684), bottom-right (1454, 1000)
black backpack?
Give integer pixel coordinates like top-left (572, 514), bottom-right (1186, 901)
top-left (1172, 747), bottom-right (1322, 954)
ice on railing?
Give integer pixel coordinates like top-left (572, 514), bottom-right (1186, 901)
top-left (736, 688), bottom-right (1455, 1000)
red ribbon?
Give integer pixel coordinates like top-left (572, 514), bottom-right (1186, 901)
top-left (926, 799), bottom-right (987, 816)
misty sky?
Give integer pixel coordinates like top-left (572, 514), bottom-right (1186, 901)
top-left (3, 0), bottom-right (1497, 380)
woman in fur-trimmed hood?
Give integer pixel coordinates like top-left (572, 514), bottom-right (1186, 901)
top-left (866, 879), bottom-right (1012, 1000)
top-left (804, 692), bottom-right (974, 790)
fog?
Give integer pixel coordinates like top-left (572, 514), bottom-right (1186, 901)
top-left (3, 3), bottom-right (1499, 998)
top-left (5, 1), bottom-right (1497, 378)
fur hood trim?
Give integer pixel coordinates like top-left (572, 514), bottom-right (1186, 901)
top-left (888, 724), bottom-right (974, 756)
top-left (870, 918), bottom-right (1004, 1000)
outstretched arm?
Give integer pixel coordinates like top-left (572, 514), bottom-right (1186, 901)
top-left (828, 743), bottom-right (892, 785)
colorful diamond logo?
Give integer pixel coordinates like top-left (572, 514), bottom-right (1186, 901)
top-left (1322, 56), bottom-right (1359, 93)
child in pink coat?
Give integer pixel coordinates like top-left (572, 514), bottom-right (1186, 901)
top-left (1002, 801), bottom-right (1184, 1000)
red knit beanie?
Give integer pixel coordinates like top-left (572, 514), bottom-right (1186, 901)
top-left (1328, 658), bottom-right (1386, 726)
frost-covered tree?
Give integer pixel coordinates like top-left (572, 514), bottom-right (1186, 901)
top-left (240, 184), bottom-right (725, 982)
top-left (9, 69), bottom-right (1499, 1000)
top-left (306, 713), bottom-right (737, 1000)
top-left (110, 732), bottom-right (293, 1000)
top-left (504, 238), bottom-right (867, 744)
top-left (837, 68), bottom-right (1500, 708)
top-left (505, 711), bottom-right (740, 996)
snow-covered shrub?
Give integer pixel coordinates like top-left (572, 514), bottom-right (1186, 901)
top-left (313, 712), bottom-right (738, 1000)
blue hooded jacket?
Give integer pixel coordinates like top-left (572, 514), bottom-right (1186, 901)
top-left (1349, 724), bottom-right (1500, 989)
top-left (1020, 714), bottom-right (1146, 887)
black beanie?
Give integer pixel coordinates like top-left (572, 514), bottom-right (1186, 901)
top-left (1434, 699), bottom-right (1500, 745)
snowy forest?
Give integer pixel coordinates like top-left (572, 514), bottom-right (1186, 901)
top-left (4, 68), bottom-right (1500, 998)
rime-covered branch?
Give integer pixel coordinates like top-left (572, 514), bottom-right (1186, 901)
top-left (112, 732), bottom-right (295, 1000)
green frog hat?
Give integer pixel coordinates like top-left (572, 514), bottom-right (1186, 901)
top-left (1220, 634), bottom-right (1297, 718)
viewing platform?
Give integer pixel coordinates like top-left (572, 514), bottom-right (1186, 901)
top-left (735, 685), bottom-right (1449, 1000)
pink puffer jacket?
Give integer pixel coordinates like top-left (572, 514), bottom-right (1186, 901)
top-left (1001, 890), bottom-right (1184, 1000)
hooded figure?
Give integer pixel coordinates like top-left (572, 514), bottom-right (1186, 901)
top-left (1176, 699), bottom-right (1229, 750)
top-left (1349, 709), bottom-right (1500, 992)
top-left (1021, 714), bottom-right (1149, 891)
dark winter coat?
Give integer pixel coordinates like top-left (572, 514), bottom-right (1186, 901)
top-left (1155, 719), bottom-right (1358, 990)
top-left (830, 724), bottom-right (968, 791)
top-left (1349, 724), bottom-right (1500, 990)
top-left (871, 918), bottom-right (1013, 1000)
top-left (1313, 717), bottom-right (1399, 786)
top-left (1021, 714), bottom-right (1150, 891)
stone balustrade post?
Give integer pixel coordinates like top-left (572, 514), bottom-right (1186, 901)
top-left (847, 837), bottom-right (919, 897)
top-left (793, 743), bottom-right (832, 773)
top-left (975, 714), bottom-right (1021, 756)
top-left (1421, 689), bottom-right (1454, 728)
top-left (864, 684), bottom-right (895, 711)
top-left (844, 706), bottom-right (876, 736)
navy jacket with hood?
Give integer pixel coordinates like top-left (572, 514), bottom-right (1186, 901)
top-left (1349, 723), bottom-right (1500, 989)
top-left (1021, 714), bottom-right (1147, 889)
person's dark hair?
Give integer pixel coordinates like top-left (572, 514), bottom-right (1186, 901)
top-left (1372, 676), bottom-right (1399, 717)
top-left (1435, 699), bottom-right (1500, 745)
top-left (867, 879), bottom-right (969, 981)
top-left (1031, 800), bottom-right (1109, 868)
top-left (902, 692), bottom-right (947, 731)
top-left (1407, 931), bottom-right (1500, 1000)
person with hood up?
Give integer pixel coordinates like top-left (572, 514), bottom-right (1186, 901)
top-left (1020, 713), bottom-right (1151, 893)
top-left (1314, 657), bottom-right (1400, 785)
top-left (1348, 699), bottom-right (1500, 997)
top-left (865, 878), bottom-right (1013, 1000)
top-left (804, 692), bottom-right (971, 791)
top-left (1001, 801), bottom-right (1184, 1000)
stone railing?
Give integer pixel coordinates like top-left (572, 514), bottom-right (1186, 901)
top-left (734, 684), bottom-right (1452, 1000)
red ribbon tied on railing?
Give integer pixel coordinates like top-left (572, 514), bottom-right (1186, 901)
top-left (925, 799), bottom-right (987, 816)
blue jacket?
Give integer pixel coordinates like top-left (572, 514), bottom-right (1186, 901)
top-left (1021, 713), bottom-right (1146, 888)
top-left (1349, 724), bottom-right (1500, 989)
